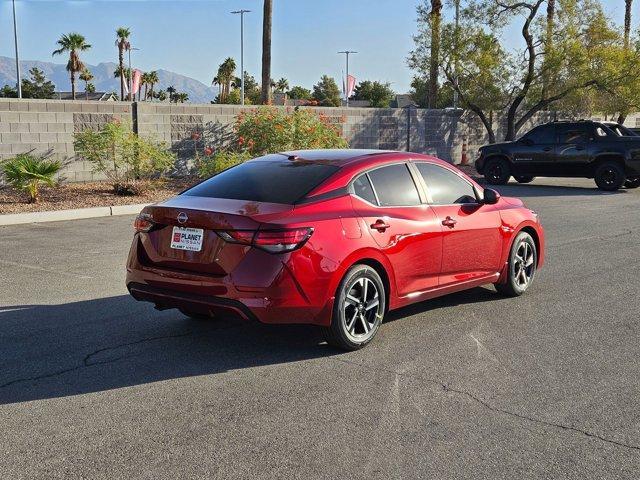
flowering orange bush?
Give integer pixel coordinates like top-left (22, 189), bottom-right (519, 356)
top-left (234, 107), bottom-right (348, 156)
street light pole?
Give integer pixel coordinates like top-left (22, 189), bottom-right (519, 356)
top-left (232, 9), bottom-right (251, 106)
top-left (453, 0), bottom-right (460, 110)
top-left (338, 51), bottom-right (357, 107)
top-left (12, 0), bottom-right (22, 98)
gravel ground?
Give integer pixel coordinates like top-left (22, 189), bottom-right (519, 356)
top-left (0, 178), bottom-right (197, 214)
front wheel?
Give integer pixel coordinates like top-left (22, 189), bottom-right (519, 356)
top-left (484, 158), bottom-right (511, 185)
top-left (594, 162), bottom-right (626, 191)
top-left (495, 232), bottom-right (537, 297)
top-left (514, 175), bottom-right (535, 184)
top-left (324, 265), bottom-right (386, 351)
top-left (624, 177), bottom-right (640, 189)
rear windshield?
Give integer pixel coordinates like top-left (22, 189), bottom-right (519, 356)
top-left (183, 159), bottom-right (340, 204)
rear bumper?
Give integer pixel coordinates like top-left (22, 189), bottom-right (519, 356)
top-left (125, 235), bottom-right (334, 326)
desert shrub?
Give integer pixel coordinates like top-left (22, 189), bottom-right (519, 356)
top-left (74, 121), bottom-right (175, 195)
top-left (195, 150), bottom-right (251, 178)
top-left (1, 152), bottom-right (62, 203)
top-left (235, 107), bottom-right (348, 156)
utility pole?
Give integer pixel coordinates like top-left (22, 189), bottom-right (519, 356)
top-left (232, 9), bottom-right (251, 106)
top-left (12, 0), bottom-right (22, 98)
top-left (338, 50), bottom-right (357, 107)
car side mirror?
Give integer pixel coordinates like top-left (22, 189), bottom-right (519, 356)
top-left (483, 188), bottom-right (500, 205)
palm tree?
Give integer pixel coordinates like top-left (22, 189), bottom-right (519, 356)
top-left (212, 75), bottom-right (222, 99)
top-left (215, 58), bottom-right (236, 103)
top-left (79, 68), bottom-right (94, 100)
top-left (156, 89), bottom-right (167, 102)
top-left (175, 92), bottom-right (189, 103)
top-left (624, 0), bottom-right (633, 49)
top-left (146, 70), bottom-right (159, 101)
top-left (52, 33), bottom-right (91, 100)
top-left (261, 0), bottom-right (273, 104)
top-left (140, 72), bottom-right (150, 101)
top-left (115, 27), bottom-right (131, 101)
top-left (167, 85), bottom-right (176, 103)
top-left (275, 77), bottom-right (289, 93)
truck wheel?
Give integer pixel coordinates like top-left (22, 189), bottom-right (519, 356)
top-left (514, 175), bottom-right (535, 184)
top-left (624, 177), bottom-right (640, 189)
top-left (484, 158), bottom-right (511, 185)
top-left (594, 162), bottom-right (626, 191)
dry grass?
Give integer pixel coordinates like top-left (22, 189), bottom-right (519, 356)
top-left (0, 178), bottom-right (198, 214)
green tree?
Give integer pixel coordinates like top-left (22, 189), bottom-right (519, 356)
top-left (274, 77), bottom-right (289, 93)
top-left (0, 85), bottom-right (17, 98)
top-left (52, 33), bottom-right (91, 100)
top-left (21, 67), bottom-right (55, 99)
top-left (353, 80), bottom-right (395, 108)
top-left (146, 70), bottom-right (159, 100)
top-left (261, 0), bottom-right (273, 104)
top-left (116, 27), bottom-right (131, 101)
top-left (312, 75), bottom-right (341, 107)
top-left (214, 58), bottom-right (237, 103)
top-left (287, 86), bottom-right (312, 100)
top-left (1, 153), bottom-right (62, 203)
top-left (167, 85), bottom-right (176, 102)
top-left (79, 68), bottom-right (94, 100)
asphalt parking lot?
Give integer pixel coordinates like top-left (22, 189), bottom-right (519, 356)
top-left (1, 177), bottom-right (639, 479)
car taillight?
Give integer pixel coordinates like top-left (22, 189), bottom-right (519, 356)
top-left (134, 214), bottom-right (155, 233)
top-left (216, 227), bottom-right (313, 253)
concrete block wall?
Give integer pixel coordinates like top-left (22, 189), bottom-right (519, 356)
top-left (0, 99), bottom-right (132, 182)
top-left (5, 98), bottom-right (638, 183)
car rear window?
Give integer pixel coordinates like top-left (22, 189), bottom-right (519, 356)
top-left (183, 159), bottom-right (340, 204)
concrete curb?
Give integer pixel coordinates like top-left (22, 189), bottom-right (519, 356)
top-left (0, 203), bottom-right (150, 226)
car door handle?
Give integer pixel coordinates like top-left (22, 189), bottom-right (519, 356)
top-left (442, 216), bottom-right (457, 228)
top-left (370, 219), bottom-right (390, 232)
top-left (543, 147), bottom-right (552, 152)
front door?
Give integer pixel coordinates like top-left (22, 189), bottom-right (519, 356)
top-left (511, 124), bottom-right (557, 176)
top-left (413, 162), bottom-right (503, 286)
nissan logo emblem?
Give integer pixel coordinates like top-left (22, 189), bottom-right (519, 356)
top-left (177, 212), bottom-right (188, 224)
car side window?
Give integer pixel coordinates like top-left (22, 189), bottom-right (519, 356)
top-left (352, 174), bottom-right (377, 205)
top-left (366, 164), bottom-right (421, 207)
top-left (522, 125), bottom-right (555, 144)
top-left (558, 125), bottom-right (590, 143)
top-left (416, 163), bottom-right (478, 205)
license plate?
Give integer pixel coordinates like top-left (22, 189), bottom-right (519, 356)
top-left (170, 227), bottom-right (204, 252)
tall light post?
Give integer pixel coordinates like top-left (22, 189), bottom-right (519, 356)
top-left (453, 0), bottom-right (460, 110)
top-left (232, 9), bottom-right (251, 106)
top-left (338, 50), bottom-right (357, 107)
top-left (12, 0), bottom-right (22, 98)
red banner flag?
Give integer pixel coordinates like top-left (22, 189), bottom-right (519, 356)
top-left (346, 74), bottom-right (356, 98)
top-left (131, 69), bottom-right (142, 95)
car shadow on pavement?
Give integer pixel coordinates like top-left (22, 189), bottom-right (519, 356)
top-left (0, 295), bottom-right (331, 405)
top-left (491, 183), bottom-right (627, 198)
top-left (0, 287), bottom-right (505, 405)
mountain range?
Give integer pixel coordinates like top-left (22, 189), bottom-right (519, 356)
top-left (0, 56), bottom-right (218, 103)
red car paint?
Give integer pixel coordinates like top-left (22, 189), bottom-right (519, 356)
top-left (126, 150), bottom-right (544, 325)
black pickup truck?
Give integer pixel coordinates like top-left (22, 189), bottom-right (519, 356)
top-left (475, 120), bottom-right (640, 191)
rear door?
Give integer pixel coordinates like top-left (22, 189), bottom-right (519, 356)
top-left (413, 162), bottom-right (503, 286)
top-left (512, 124), bottom-right (557, 175)
top-left (554, 123), bottom-right (593, 175)
top-left (350, 163), bottom-right (442, 295)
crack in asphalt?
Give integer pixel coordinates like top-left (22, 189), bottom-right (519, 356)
top-left (331, 357), bottom-right (640, 454)
top-left (0, 331), bottom-right (193, 389)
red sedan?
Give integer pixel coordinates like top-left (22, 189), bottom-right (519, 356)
top-left (126, 149), bottom-right (544, 350)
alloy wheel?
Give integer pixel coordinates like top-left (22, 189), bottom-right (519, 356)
top-left (512, 240), bottom-right (535, 288)
top-left (343, 277), bottom-right (382, 342)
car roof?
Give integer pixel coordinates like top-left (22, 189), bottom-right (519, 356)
top-left (276, 149), bottom-right (396, 166)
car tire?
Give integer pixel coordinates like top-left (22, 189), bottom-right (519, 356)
top-left (594, 162), bottom-right (626, 191)
top-left (624, 177), bottom-right (640, 189)
top-left (495, 231), bottom-right (537, 297)
top-left (484, 158), bottom-right (511, 185)
top-left (323, 264), bottom-right (386, 351)
top-left (514, 175), bottom-right (535, 184)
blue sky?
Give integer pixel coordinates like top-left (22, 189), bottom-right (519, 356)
top-left (0, 0), bottom-right (634, 93)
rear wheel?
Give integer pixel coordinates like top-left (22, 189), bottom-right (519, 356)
top-left (624, 177), bottom-right (640, 189)
top-left (594, 162), bottom-right (626, 191)
top-left (495, 232), bottom-right (537, 297)
top-left (484, 158), bottom-right (511, 185)
top-left (514, 175), bottom-right (535, 184)
top-left (324, 265), bottom-right (386, 351)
